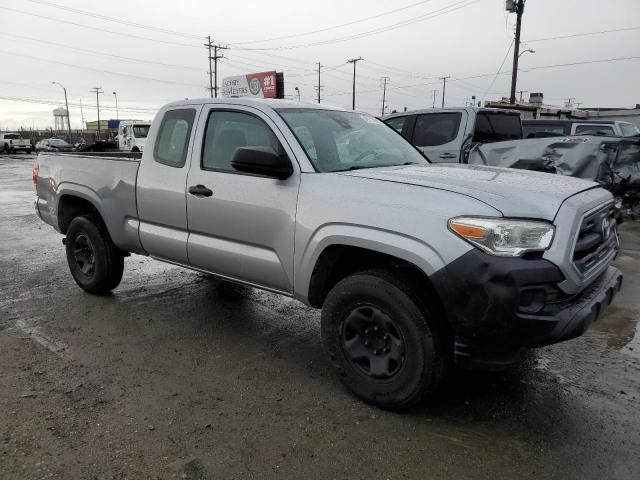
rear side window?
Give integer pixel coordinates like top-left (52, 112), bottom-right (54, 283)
top-left (619, 122), bottom-right (640, 136)
top-left (4, 134), bottom-right (20, 139)
top-left (385, 116), bottom-right (407, 134)
top-left (473, 112), bottom-right (522, 143)
top-left (154, 109), bottom-right (196, 167)
top-left (202, 110), bottom-right (281, 172)
top-left (522, 123), bottom-right (568, 137)
top-left (574, 125), bottom-right (615, 136)
top-left (412, 113), bottom-right (461, 146)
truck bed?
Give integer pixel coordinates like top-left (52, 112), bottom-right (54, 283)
top-left (34, 151), bottom-right (143, 253)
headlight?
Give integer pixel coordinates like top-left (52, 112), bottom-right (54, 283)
top-left (448, 216), bottom-right (555, 257)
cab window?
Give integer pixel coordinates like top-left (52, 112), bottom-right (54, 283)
top-left (202, 110), bottom-right (282, 173)
top-left (412, 113), bottom-right (461, 146)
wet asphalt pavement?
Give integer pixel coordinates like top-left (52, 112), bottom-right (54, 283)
top-left (0, 153), bottom-right (639, 479)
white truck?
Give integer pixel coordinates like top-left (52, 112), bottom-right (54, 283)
top-left (1, 133), bottom-right (32, 154)
top-left (116, 121), bottom-right (150, 152)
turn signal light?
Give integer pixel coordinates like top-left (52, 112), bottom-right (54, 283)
top-left (32, 163), bottom-right (39, 186)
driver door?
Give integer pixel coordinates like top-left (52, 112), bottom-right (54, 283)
top-left (185, 105), bottom-right (299, 294)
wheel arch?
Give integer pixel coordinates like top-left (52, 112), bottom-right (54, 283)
top-left (56, 190), bottom-right (107, 234)
top-left (298, 226), bottom-right (449, 314)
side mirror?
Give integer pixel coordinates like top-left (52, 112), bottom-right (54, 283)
top-left (231, 146), bottom-right (293, 180)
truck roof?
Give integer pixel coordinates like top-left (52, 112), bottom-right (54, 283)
top-left (163, 97), bottom-right (349, 112)
top-left (381, 106), bottom-right (520, 120)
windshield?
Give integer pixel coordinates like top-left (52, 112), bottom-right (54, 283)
top-left (278, 109), bottom-right (427, 172)
top-left (133, 125), bottom-right (150, 138)
top-left (49, 139), bottom-right (69, 146)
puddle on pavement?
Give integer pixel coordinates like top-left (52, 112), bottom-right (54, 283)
top-left (590, 305), bottom-right (639, 353)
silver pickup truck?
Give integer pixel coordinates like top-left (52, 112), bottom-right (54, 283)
top-left (34, 98), bottom-right (623, 409)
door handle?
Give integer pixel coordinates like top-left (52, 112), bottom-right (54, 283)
top-left (439, 153), bottom-right (456, 159)
top-left (188, 184), bottom-right (213, 197)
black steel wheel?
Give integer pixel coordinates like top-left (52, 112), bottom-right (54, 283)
top-left (341, 305), bottom-right (406, 379)
top-left (321, 270), bottom-right (447, 409)
top-left (65, 215), bottom-right (124, 295)
top-left (72, 233), bottom-right (96, 278)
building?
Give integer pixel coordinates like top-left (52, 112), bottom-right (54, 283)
top-left (485, 93), bottom-right (640, 127)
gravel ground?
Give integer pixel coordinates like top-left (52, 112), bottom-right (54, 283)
top-left (1, 153), bottom-right (639, 479)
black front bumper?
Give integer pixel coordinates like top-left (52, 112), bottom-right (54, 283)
top-left (430, 249), bottom-right (623, 370)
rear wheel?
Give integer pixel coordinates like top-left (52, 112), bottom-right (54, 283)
top-left (321, 270), bottom-right (447, 409)
top-left (65, 215), bottom-right (124, 294)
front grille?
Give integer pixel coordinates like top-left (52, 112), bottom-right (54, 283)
top-left (572, 203), bottom-right (617, 275)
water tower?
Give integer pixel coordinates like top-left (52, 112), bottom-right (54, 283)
top-left (53, 108), bottom-right (68, 130)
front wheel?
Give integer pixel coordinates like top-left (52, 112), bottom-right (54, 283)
top-left (65, 215), bottom-right (124, 294)
top-left (321, 270), bottom-right (447, 409)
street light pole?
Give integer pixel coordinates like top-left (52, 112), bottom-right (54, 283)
top-left (112, 92), bottom-right (119, 120)
top-left (294, 87), bottom-right (301, 102)
top-left (52, 81), bottom-right (71, 139)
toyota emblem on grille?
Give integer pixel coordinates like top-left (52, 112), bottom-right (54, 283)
top-left (601, 217), bottom-right (612, 239)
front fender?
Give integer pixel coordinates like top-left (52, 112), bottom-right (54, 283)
top-left (293, 223), bottom-right (463, 304)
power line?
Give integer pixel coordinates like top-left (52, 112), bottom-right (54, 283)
top-left (0, 95), bottom-right (157, 114)
top-left (0, 5), bottom-right (200, 48)
top-left (0, 50), bottom-right (204, 88)
top-left (232, 0), bottom-right (437, 45)
top-left (526, 25), bottom-right (640, 43)
top-left (23, 0), bottom-right (203, 40)
top-left (0, 32), bottom-right (202, 71)
top-left (482, 39), bottom-right (514, 101)
top-left (235, 0), bottom-right (481, 50)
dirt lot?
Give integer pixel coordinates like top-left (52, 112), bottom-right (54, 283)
top-left (1, 153), bottom-right (639, 479)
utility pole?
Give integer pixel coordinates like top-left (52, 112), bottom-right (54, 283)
top-left (205, 36), bottom-right (214, 98)
top-left (508, 0), bottom-right (525, 104)
top-left (439, 76), bottom-right (450, 108)
top-left (381, 76), bottom-right (390, 116)
top-left (52, 82), bottom-right (71, 138)
top-left (347, 57), bottom-right (363, 110)
top-left (212, 44), bottom-right (228, 98)
top-left (431, 89), bottom-right (438, 108)
top-left (517, 90), bottom-right (528, 102)
top-left (204, 37), bottom-right (228, 98)
top-left (79, 98), bottom-right (85, 130)
top-left (564, 98), bottom-right (575, 108)
top-left (91, 87), bottom-right (104, 139)
top-left (316, 62), bottom-right (322, 103)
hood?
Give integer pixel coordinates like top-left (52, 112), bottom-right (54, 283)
top-left (342, 163), bottom-right (599, 220)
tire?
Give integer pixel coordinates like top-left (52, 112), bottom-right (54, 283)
top-left (321, 270), bottom-right (447, 409)
top-left (65, 215), bottom-right (124, 294)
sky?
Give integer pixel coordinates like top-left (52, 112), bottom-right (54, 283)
top-left (0, 0), bottom-right (639, 129)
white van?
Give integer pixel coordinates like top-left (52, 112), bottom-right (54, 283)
top-left (117, 121), bottom-right (151, 152)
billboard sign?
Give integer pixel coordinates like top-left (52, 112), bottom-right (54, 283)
top-left (222, 71), bottom-right (279, 98)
